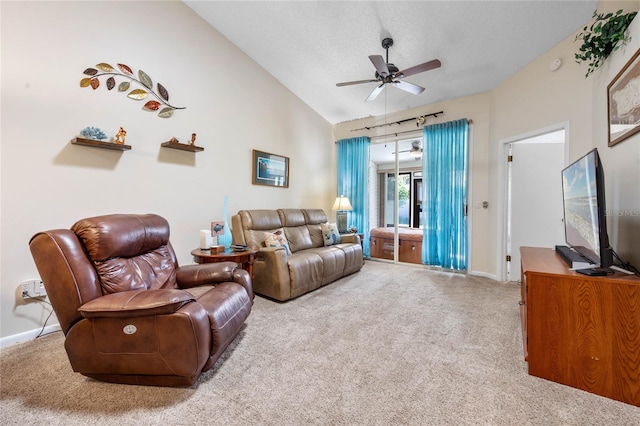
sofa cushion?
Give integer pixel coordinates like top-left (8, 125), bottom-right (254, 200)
top-left (287, 251), bottom-right (324, 297)
top-left (277, 209), bottom-right (306, 227)
top-left (320, 222), bottom-right (342, 246)
top-left (263, 229), bottom-right (291, 254)
top-left (239, 210), bottom-right (282, 230)
top-left (336, 243), bottom-right (364, 276)
top-left (306, 246), bottom-right (346, 285)
top-left (283, 225), bottom-right (313, 253)
top-left (302, 209), bottom-right (328, 224)
top-left (235, 210), bottom-right (283, 248)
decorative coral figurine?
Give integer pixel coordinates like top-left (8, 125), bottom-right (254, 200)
top-left (114, 127), bottom-right (127, 144)
top-left (80, 126), bottom-right (107, 140)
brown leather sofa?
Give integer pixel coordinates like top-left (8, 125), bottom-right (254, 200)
top-left (231, 209), bottom-right (363, 301)
top-left (29, 214), bottom-right (253, 387)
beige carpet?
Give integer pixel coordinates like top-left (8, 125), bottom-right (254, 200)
top-left (1, 261), bottom-right (638, 425)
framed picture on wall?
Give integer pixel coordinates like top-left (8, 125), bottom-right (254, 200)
top-left (252, 149), bottom-right (289, 188)
top-left (607, 47), bottom-right (640, 147)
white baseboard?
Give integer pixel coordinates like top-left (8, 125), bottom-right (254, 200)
top-left (469, 270), bottom-right (498, 281)
top-left (0, 323), bottom-right (61, 349)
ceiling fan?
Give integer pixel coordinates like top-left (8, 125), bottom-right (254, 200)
top-left (336, 38), bottom-right (441, 102)
top-left (394, 140), bottom-right (423, 159)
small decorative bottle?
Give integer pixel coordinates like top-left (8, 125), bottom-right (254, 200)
top-left (218, 195), bottom-right (232, 250)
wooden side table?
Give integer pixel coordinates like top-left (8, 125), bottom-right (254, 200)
top-left (191, 247), bottom-right (259, 279)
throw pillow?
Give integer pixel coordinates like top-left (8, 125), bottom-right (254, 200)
top-left (320, 222), bottom-right (342, 246)
top-left (263, 229), bottom-right (292, 255)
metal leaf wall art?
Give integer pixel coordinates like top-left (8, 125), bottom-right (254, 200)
top-left (80, 63), bottom-right (185, 118)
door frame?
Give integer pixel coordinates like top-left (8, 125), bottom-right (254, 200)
top-left (496, 121), bottom-right (570, 281)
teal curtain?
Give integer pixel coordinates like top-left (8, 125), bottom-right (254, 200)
top-left (421, 119), bottom-right (469, 270)
top-left (336, 136), bottom-right (370, 257)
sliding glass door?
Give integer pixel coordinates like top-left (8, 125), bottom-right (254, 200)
top-left (369, 138), bottom-right (423, 264)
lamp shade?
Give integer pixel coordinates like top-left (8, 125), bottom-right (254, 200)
top-left (332, 196), bottom-right (353, 211)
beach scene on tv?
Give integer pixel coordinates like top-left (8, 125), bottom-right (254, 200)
top-left (562, 153), bottom-right (599, 255)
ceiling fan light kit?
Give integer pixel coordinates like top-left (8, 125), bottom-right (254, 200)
top-left (409, 149), bottom-right (422, 159)
top-left (336, 37), bottom-right (441, 102)
top-left (394, 140), bottom-right (423, 159)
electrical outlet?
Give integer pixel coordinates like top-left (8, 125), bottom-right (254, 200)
top-left (21, 279), bottom-right (46, 299)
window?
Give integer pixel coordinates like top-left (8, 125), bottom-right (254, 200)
top-left (385, 172), bottom-right (412, 227)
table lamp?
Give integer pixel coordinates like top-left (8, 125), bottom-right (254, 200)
top-left (332, 195), bottom-right (353, 233)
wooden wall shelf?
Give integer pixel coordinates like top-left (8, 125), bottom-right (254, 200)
top-left (72, 137), bottom-right (131, 151)
top-left (161, 141), bottom-right (204, 152)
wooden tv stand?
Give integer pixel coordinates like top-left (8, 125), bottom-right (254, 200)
top-left (520, 246), bottom-right (640, 406)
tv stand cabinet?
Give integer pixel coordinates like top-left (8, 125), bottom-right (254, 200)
top-left (520, 246), bottom-right (640, 406)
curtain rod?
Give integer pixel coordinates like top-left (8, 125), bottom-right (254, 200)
top-left (368, 119), bottom-right (473, 141)
top-left (350, 111), bottom-right (444, 132)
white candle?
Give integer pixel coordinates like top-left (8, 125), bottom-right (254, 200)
top-left (199, 230), bottom-right (212, 249)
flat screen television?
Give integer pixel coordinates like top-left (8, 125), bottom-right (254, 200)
top-left (561, 148), bottom-right (613, 268)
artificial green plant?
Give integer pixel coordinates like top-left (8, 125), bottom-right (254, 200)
top-left (575, 9), bottom-right (637, 78)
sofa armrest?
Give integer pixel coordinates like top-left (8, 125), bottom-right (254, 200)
top-left (256, 247), bottom-right (288, 263)
top-left (340, 233), bottom-right (360, 245)
top-left (78, 289), bottom-right (194, 318)
top-left (252, 247), bottom-right (292, 300)
top-left (175, 262), bottom-right (237, 288)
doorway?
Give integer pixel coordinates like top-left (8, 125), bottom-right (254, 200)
top-left (504, 128), bottom-right (566, 281)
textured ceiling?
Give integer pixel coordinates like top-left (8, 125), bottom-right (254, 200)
top-left (185, 1), bottom-right (597, 125)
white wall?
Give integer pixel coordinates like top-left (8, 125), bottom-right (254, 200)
top-left (0, 1), bottom-right (334, 340)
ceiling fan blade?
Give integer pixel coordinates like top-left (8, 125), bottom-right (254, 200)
top-left (397, 59), bottom-right (441, 78)
top-left (369, 55), bottom-right (390, 77)
top-left (336, 79), bottom-right (379, 87)
top-left (366, 83), bottom-right (386, 102)
top-left (393, 80), bottom-right (425, 95)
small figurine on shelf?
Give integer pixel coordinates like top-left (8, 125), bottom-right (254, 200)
top-left (79, 126), bottom-right (107, 141)
top-left (114, 127), bottom-right (127, 144)
top-left (169, 136), bottom-right (179, 144)
top-left (189, 133), bottom-right (197, 146)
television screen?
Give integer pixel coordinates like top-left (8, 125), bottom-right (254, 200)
top-left (561, 148), bottom-right (612, 267)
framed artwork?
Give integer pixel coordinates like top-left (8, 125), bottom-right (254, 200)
top-left (210, 221), bottom-right (225, 236)
top-left (252, 149), bottom-right (289, 187)
top-left (607, 47), bottom-right (640, 147)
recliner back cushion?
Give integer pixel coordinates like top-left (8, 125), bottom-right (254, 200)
top-left (72, 214), bottom-right (177, 294)
top-left (283, 226), bottom-right (313, 252)
top-left (237, 210), bottom-right (283, 248)
top-left (303, 209), bottom-right (328, 247)
top-left (278, 209), bottom-right (314, 251)
top-left (302, 209), bottom-right (328, 225)
top-left (277, 209), bottom-right (306, 227)
top-left (73, 214), bottom-right (170, 260)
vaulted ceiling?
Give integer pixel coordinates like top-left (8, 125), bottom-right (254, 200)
top-left (185, 1), bottom-right (597, 125)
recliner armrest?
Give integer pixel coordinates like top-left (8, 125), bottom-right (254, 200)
top-left (175, 261), bottom-right (237, 288)
top-left (78, 289), bottom-right (194, 318)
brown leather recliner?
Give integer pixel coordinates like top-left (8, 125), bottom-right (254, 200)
top-left (29, 214), bottom-right (253, 387)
